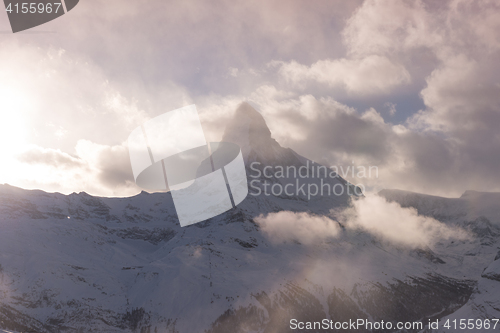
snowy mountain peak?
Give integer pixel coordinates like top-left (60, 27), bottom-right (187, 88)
top-left (222, 102), bottom-right (302, 167)
top-left (223, 103), bottom-right (277, 158)
top-left (226, 101), bottom-right (271, 134)
top-left (223, 102), bottom-right (272, 146)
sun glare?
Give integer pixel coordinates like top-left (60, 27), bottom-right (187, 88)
top-left (0, 88), bottom-right (29, 150)
top-left (0, 87), bottom-right (30, 184)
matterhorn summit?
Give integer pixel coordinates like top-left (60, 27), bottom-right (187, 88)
top-left (223, 102), bottom-right (302, 167)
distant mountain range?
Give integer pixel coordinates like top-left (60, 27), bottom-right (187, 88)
top-left (0, 103), bottom-right (498, 332)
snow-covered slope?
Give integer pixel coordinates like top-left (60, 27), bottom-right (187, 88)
top-left (0, 105), bottom-right (498, 332)
top-left (1, 184), bottom-right (490, 333)
top-left (379, 189), bottom-right (500, 225)
top-left (380, 189), bottom-right (500, 332)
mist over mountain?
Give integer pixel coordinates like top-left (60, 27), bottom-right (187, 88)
top-left (0, 104), bottom-right (499, 333)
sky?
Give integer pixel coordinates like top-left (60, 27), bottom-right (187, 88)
top-left (0, 0), bottom-right (499, 197)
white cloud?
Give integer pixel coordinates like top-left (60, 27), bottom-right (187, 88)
top-left (6, 141), bottom-right (139, 197)
top-left (342, 0), bottom-right (441, 57)
top-left (228, 67), bottom-right (239, 77)
top-left (276, 55), bottom-right (410, 95)
top-left (336, 195), bottom-right (470, 247)
top-left (16, 145), bottom-right (84, 169)
top-left (384, 102), bottom-right (397, 116)
top-left (254, 195), bottom-right (469, 248)
top-left (254, 211), bottom-right (341, 245)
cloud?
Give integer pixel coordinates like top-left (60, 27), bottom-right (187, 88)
top-left (249, 89), bottom-right (499, 196)
top-left (336, 195), bottom-right (469, 247)
top-left (272, 0), bottom-right (435, 96)
top-left (75, 140), bottom-right (136, 190)
top-left (247, 0), bottom-right (500, 197)
top-left (384, 102), bottom-right (397, 116)
top-left (3, 0), bottom-right (361, 97)
top-left (254, 195), bottom-right (469, 248)
top-left (276, 55), bottom-right (410, 95)
top-left (254, 211), bottom-right (341, 245)
top-left (0, 41), bottom-right (187, 196)
top-left (10, 141), bottom-right (139, 196)
top-left (242, 90), bottom-right (394, 173)
top-left (0, 42), bottom-right (152, 153)
top-left (16, 146), bottom-right (84, 169)
top-left (1, 0), bottom-right (499, 199)
top-left (342, 0), bottom-right (441, 57)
